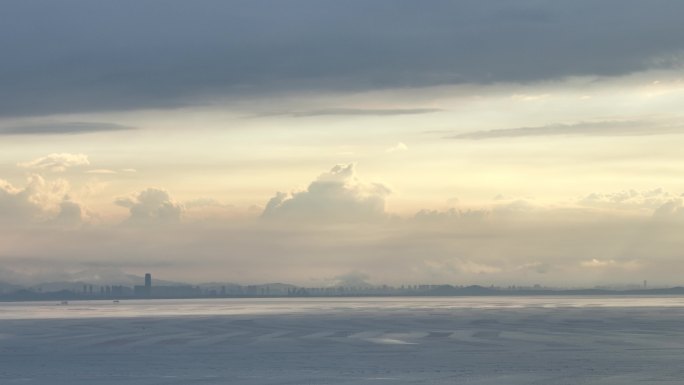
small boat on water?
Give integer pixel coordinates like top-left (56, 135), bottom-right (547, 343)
top-left (113, 300), bottom-right (120, 303)
top-left (59, 301), bottom-right (68, 305)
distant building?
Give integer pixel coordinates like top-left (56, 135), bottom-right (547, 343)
top-left (151, 285), bottom-right (201, 298)
top-left (111, 285), bottom-right (130, 296)
top-left (135, 273), bottom-right (153, 297)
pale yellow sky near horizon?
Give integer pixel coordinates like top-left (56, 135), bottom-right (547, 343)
top-left (2, 70), bottom-right (684, 218)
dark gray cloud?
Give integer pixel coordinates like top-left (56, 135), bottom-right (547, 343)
top-left (449, 121), bottom-right (684, 139)
top-left (0, 122), bottom-right (135, 135)
top-left (2, 0), bottom-right (684, 117)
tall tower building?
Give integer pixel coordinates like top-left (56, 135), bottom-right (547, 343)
top-left (136, 273), bottom-right (153, 297)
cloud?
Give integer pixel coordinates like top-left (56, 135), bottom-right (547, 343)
top-left (18, 153), bottom-right (89, 172)
top-left (262, 164), bottom-right (390, 222)
top-left (184, 198), bottom-right (234, 210)
top-left (265, 108), bottom-right (442, 117)
top-left (458, 260), bottom-right (503, 275)
top-left (86, 169), bottom-right (118, 175)
top-left (53, 199), bottom-right (84, 226)
top-left (3, 1), bottom-right (684, 116)
top-left (653, 198), bottom-right (684, 218)
top-left (580, 258), bottom-right (640, 270)
top-left (4, 186), bottom-right (684, 287)
top-left (449, 120), bottom-right (684, 140)
top-left (182, 198), bottom-right (238, 221)
top-left (0, 175), bottom-right (82, 224)
top-left (581, 188), bottom-right (675, 211)
top-left (385, 142), bottom-right (408, 153)
top-left (6, 166), bottom-right (684, 287)
top-left (581, 258), bottom-right (616, 268)
top-left (0, 122), bottom-right (135, 135)
top-left (115, 188), bottom-right (183, 223)
top-left (86, 168), bottom-right (137, 175)
top-left (492, 199), bottom-right (538, 215)
top-left (413, 208), bottom-right (488, 222)
top-left (332, 271), bottom-right (372, 287)
top-left (21, 176), bottom-right (71, 212)
top-left (0, 179), bottom-right (42, 222)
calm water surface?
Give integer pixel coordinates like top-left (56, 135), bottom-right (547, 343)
top-left (3, 296), bottom-right (684, 384)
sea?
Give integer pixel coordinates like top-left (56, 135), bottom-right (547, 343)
top-left (1, 296), bottom-right (683, 384)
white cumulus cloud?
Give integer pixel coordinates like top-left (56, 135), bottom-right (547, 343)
top-left (0, 175), bottom-right (83, 224)
top-left (115, 188), bottom-right (183, 223)
top-left (262, 164), bottom-right (390, 222)
top-left (18, 153), bottom-right (89, 172)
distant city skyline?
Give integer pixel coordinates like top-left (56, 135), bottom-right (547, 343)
top-left (2, 269), bottom-right (678, 302)
top-left (0, 269), bottom-right (666, 294)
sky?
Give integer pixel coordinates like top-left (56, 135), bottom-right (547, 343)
top-left (2, 1), bottom-right (684, 287)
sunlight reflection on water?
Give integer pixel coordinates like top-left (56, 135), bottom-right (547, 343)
top-left (2, 296), bottom-right (684, 320)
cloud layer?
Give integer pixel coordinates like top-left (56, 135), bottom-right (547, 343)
top-left (450, 121), bottom-right (684, 140)
top-left (3, 162), bottom-right (684, 287)
top-left (2, 1), bottom-right (684, 117)
top-left (0, 122), bottom-right (135, 135)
